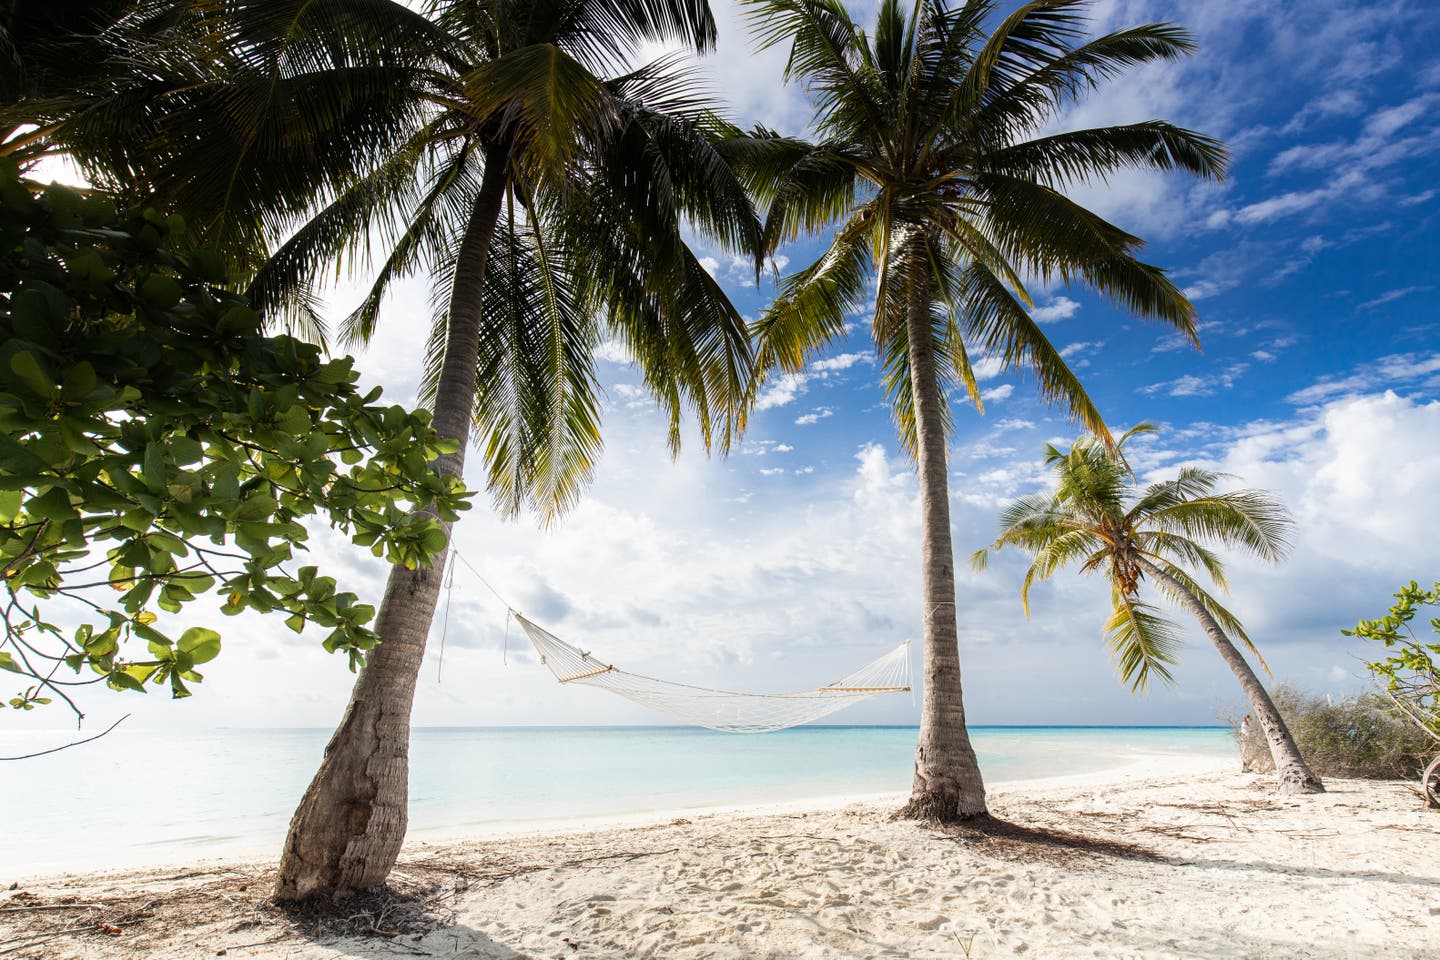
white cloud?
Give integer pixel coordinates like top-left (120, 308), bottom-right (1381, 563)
top-left (1205, 92), bottom-right (1439, 231)
top-left (1029, 297), bottom-right (1080, 324)
top-left (1189, 393), bottom-right (1440, 650)
top-left (1287, 352), bottom-right (1440, 405)
top-left (594, 339), bottom-right (632, 364)
top-left (983, 383), bottom-right (1014, 403)
top-left (1151, 319), bottom-right (1220, 354)
top-left (1059, 341), bottom-right (1101, 360)
top-left (610, 383), bottom-right (652, 410)
top-left (973, 356), bottom-right (1006, 381)
top-left (752, 354), bottom-right (875, 414)
top-left (740, 439), bottom-right (794, 457)
top-left (1268, 94), bottom-right (1440, 176)
top-left (1206, 170), bottom-right (1377, 228)
top-left (1141, 363), bottom-right (1249, 398)
top-left (1182, 280), bottom-right (1229, 301)
top-left (1358, 286), bottom-right (1430, 310)
top-left (811, 352), bottom-right (871, 373)
top-left (756, 373), bottom-right (806, 410)
top-left (795, 407), bottom-right (834, 426)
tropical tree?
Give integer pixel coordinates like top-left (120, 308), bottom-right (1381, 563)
top-left (1345, 580), bottom-right (1440, 806)
top-left (0, 165), bottom-right (466, 714)
top-left (973, 424), bottom-right (1324, 794)
top-left (35, 0), bottom-right (761, 898)
top-left (1, 1), bottom-right (138, 170)
top-left (732, 0), bottom-right (1226, 820)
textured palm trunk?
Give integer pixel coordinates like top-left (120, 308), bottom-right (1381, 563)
top-left (272, 144), bottom-right (511, 902)
top-left (896, 263), bottom-right (988, 822)
top-left (1135, 557), bottom-right (1323, 795)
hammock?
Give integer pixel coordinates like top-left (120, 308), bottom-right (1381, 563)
top-left (514, 614), bottom-right (911, 733)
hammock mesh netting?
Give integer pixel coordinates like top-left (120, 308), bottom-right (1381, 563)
top-left (514, 614), bottom-right (911, 733)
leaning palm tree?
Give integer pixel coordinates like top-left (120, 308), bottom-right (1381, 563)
top-left (973, 424), bottom-right (1324, 794)
top-left (731, 0), bottom-right (1226, 820)
top-left (44, 0), bottom-right (761, 898)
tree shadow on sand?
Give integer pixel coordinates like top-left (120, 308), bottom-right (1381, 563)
top-left (929, 816), bottom-right (1164, 865)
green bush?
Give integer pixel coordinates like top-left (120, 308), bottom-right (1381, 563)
top-left (1232, 684), bottom-right (1433, 780)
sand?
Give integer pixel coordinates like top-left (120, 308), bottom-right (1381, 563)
top-left (4, 760), bottom-right (1437, 959)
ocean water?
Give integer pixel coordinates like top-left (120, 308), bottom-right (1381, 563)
top-left (1, 725), bottom-right (1234, 875)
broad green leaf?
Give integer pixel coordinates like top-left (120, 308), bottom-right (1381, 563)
top-left (9, 351), bottom-right (56, 399)
top-left (178, 627), bottom-right (221, 665)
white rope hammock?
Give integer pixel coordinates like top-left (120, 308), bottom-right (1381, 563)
top-left (514, 614), bottom-right (911, 734)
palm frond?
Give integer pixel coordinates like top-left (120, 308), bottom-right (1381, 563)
top-left (981, 121), bottom-right (1227, 188)
top-left (753, 211), bottom-right (873, 377)
top-left (1138, 556), bottom-right (1271, 675)
top-left (1103, 592), bottom-right (1181, 692)
top-left (956, 259), bottom-right (1110, 442)
top-left (977, 22), bottom-right (1197, 132)
top-left (1140, 487), bottom-right (1293, 563)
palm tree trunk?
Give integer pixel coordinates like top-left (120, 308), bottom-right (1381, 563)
top-left (896, 260), bottom-right (987, 822)
top-left (272, 143), bottom-right (512, 902)
top-left (1135, 557), bottom-right (1323, 795)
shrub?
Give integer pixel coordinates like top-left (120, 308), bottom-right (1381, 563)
top-left (1231, 684), bottom-right (1432, 780)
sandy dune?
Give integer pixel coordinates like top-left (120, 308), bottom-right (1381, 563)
top-left (4, 767), bottom-right (1437, 959)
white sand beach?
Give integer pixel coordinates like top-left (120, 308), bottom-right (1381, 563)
top-left (5, 758), bottom-right (1437, 960)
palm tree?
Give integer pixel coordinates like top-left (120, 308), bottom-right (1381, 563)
top-left (42, 0), bottom-right (761, 898)
top-left (973, 424), bottom-right (1324, 794)
top-left (731, 0), bottom-right (1226, 820)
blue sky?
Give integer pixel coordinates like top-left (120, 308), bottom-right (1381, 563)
top-left (15, 0), bottom-right (1440, 735)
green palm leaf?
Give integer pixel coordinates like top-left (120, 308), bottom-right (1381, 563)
top-left (1103, 592), bottom-right (1180, 692)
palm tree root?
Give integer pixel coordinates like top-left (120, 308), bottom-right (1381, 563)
top-left (1276, 766), bottom-right (1326, 795)
top-left (894, 792), bottom-right (990, 824)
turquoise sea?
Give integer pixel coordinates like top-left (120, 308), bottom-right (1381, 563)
top-left (2, 725), bottom-right (1234, 876)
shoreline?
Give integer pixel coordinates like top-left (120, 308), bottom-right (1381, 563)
top-left (406, 749), bottom-right (1235, 848)
top-left (6, 765), bottom-right (1434, 959)
top-left (13, 751), bottom-right (1234, 884)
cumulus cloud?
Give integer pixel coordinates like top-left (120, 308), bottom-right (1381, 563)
top-left (1059, 341), bottom-right (1102, 360)
top-left (752, 353), bottom-right (876, 412)
top-left (1030, 297), bottom-right (1080, 324)
top-left (756, 373), bottom-right (806, 410)
top-left (983, 383), bottom-right (1015, 403)
top-left (973, 355), bottom-right (1006, 381)
top-left (811, 352), bottom-right (871, 373)
top-left (795, 407), bottom-right (834, 426)
top-left (1185, 392), bottom-right (1440, 654)
top-left (594, 340), bottom-right (632, 364)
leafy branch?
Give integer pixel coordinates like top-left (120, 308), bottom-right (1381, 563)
top-left (0, 163), bottom-right (472, 716)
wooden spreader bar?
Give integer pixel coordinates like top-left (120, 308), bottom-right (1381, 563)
top-left (557, 664), bottom-right (615, 683)
top-left (822, 685), bottom-right (911, 693)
